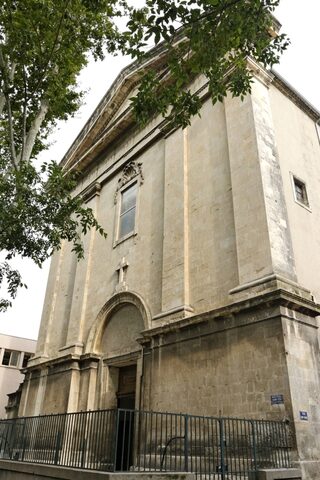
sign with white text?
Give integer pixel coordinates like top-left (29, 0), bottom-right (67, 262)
top-left (271, 394), bottom-right (284, 405)
top-left (300, 411), bottom-right (308, 421)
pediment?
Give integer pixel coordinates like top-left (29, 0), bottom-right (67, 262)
top-left (61, 44), bottom-right (169, 173)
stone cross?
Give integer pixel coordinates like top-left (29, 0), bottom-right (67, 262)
top-left (115, 257), bottom-right (129, 292)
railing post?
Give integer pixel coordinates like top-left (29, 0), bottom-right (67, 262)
top-left (283, 420), bottom-right (291, 467)
top-left (8, 419), bottom-right (16, 460)
top-left (184, 414), bottom-right (189, 472)
top-left (54, 430), bottom-right (62, 465)
top-left (113, 409), bottom-right (120, 472)
top-left (80, 437), bottom-right (87, 468)
top-left (80, 412), bottom-right (87, 469)
top-left (251, 420), bottom-right (257, 473)
top-left (219, 418), bottom-right (226, 480)
top-left (21, 419), bottom-right (27, 462)
top-left (2, 422), bottom-right (11, 459)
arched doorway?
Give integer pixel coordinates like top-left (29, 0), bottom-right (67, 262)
top-left (92, 299), bottom-right (146, 471)
top-left (99, 303), bottom-right (144, 410)
top-left (86, 292), bottom-right (150, 413)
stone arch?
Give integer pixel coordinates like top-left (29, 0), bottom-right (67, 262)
top-left (85, 291), bottom-right (151, 355)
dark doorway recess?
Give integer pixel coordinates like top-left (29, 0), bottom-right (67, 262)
top-left (116, 365), bottom-right (137, 471)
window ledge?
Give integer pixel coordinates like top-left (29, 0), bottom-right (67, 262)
top-left (294, 198), bottom-right (312, 213)
top-left (1, 364), bottom-right (20, 370)
top-left (113, 231), bottom-right (137, 248)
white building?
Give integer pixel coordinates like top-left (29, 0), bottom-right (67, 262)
top-left (0, 333), bottom-right (36, 418)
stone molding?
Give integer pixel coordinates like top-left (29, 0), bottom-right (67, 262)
top-left (81, 181), bottom-right (101, 203)
top-left (85, 290), bottom-right (152, 354)
top-left (272, 71), bottom-right (320, 122)
top-left (61, 55), bottom-right (319, 178)
top-left (153, 304), bottom-right (194, 321)
top-left (25, 354), bottom-right (49, 370)
top-left (103, 350), bottom-right (141, 367)
top-left (114, 160), bottom-right (144, 204)
top-left (58, 342), bottom-right (84, 357)
top-left (229, 274), bottom-right (313, 302)
top-left (61, 43), bottom-right (171, 173)
top-left (246, 58), bottom-right (274, 88)
top-left (72, 63), bottom-right (320, 205)
top-left (25, 290), bottom-right (319, 371)
top-left (140, 288), bottom-right (320, 345)
top-left (24, 353), bottom-right (102, 377)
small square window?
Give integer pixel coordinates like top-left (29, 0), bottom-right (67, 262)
top-left (1, 349), bottom-right (20, 367)
top-left (119, 183), bottom-right (137, 239)
top-left (293, 176), bottom-right (309, 208)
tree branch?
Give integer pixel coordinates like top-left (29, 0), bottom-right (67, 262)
top-left (8, 61), bottom-right (16, 82)
top-left (0, 44), bottom-right (18, 170)
top-left (19, 66), bottom-right (28, 165)
top-left (30, 0), bottom-right (71, 98)
top-left (0, 92), bottom-right (5, 116)
top-left (0, 61), bottom-right (15, 115)
top-left (22, 99), bottom-right (49, 164)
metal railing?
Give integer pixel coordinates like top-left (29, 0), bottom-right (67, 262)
top-left (0, 409), bottom-right (293, 478)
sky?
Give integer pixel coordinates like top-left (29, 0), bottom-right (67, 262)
top-left (0, 0), bottom-right (320, 340)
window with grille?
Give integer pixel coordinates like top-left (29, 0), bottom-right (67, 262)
top-left (292, 176), bottom-right (309, 208)
top-left (1, 349), bottom-right (20, 367)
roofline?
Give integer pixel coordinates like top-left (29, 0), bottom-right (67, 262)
top-left (271, 68), bottom-right (320, 121)
top-left (60, 40), bottom-right (179, 169)
top-left (61, 66), bottom-right (320, 175)
top-left (0, 332), bottom-right (37, 342)
top-left (60, 15), bottom-right (283, 170)
top-left (60, 15), bottom-right (320, 172)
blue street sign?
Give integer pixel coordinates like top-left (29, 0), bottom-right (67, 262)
top-left (271, 394), bottom-right (284, 405)
top-left (300, 411), bottom-right (308, 421)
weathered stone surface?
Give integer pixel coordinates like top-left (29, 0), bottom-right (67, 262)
top-left (0, 461), bottom-right (195, 480)
top-left (249, 468), bottom-right (302, 480)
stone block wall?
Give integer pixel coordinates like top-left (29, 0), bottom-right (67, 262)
top-left (142, 308), bottom-right (292, 420)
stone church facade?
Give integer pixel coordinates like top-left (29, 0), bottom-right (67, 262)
top-left (19, 50), bottom-right (320, 478)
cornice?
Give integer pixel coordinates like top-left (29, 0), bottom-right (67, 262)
top-left (60, 28), bottom-right (320, 176)
top-left (140, 289), bottom-right (320, 343)
top-left (246, 58), bottom-right (274, 87)
top-left (81, 181), bottom-right (101, 203)
top-left (24, 352), bottom-right (100, 373)
top-left (271, 70), bottom-right (320, 122)
top-left (61, 44), bottom-right (171, 174)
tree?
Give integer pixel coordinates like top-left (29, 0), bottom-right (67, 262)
top-left (0, 0), bottom-right (124, 310)
top-left (0, 0), bottom-right (288, 310)
top-left (125, 0), bottom-right (289, 127)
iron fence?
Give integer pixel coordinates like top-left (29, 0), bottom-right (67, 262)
top-left (0, 409), bottom-right (293, 478)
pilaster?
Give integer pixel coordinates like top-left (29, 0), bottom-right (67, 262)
top-left (33, 367), bottom-right (48, 416)
top-left (18, 372), bottom-right (31, 417)
top-left (61, 192), bottom-right (100, 355)
top-left (33, 244), bottom-right (66, 362)
top-left (158, 128), bottom-right (193, 321)
top-left (224, 66), bottom-right (297, 297)
top-left (250, 73), bottom-right (297, 282)
top-left (67, 367), bottom-right (80, 413)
